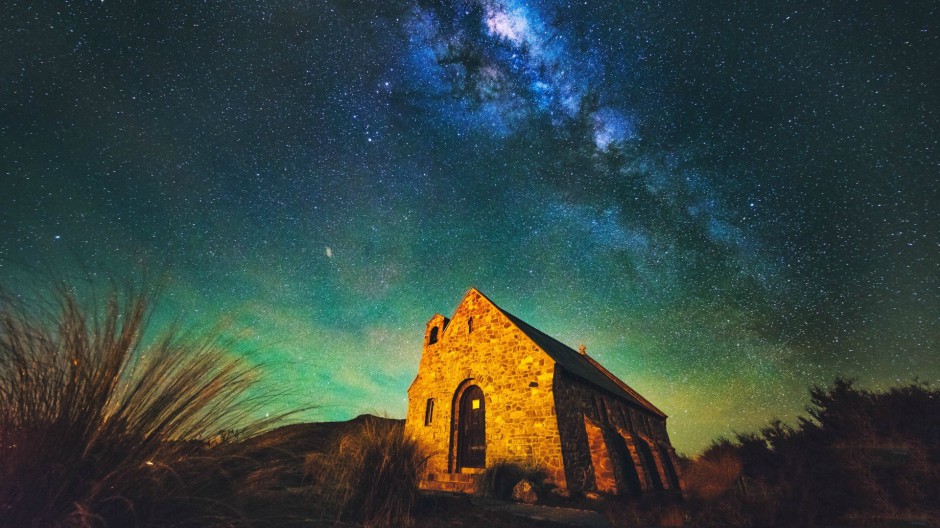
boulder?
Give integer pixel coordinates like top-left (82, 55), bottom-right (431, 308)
top-left (512, 479), bottom-right (538, 504)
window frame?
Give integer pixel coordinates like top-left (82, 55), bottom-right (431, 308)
top-left (424, 398), bottom-right (435, 426)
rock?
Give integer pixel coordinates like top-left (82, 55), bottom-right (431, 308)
top-left (584, 491), bottom-right (603, 501)
top-left (512, 479), bottom-right (538, 504)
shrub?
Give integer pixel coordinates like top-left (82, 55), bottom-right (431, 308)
top-left (0, 285), bottom-right (281, 527)
top-left (685, 378), bottom-right (940, 527)
top-left (683, 441), bottom-right (743, 502)
top-left (313, 416), bottom-right (430, 527)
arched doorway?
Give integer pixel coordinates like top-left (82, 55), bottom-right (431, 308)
top-left (457, 385), bottom-right (486, 469)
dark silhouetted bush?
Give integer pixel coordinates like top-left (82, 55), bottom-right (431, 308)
top-left (685, 377), bottom-right (940, 527)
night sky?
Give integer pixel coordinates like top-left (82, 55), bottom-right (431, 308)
top-left (2, 0), bottom-right (938, 453)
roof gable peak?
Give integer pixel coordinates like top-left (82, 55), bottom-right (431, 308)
top-left (452, 286), bottom-right (498, 313)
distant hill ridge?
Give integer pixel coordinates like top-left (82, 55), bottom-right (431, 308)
top-left (243, 414), bottom-right (403, 455)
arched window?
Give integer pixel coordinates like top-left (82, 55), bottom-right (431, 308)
top-left (467, 317), bottom-right (473, 333)
top-left (429, 326), bottom-right (439, 345)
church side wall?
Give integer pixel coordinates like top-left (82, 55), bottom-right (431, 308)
top-left (553, 368), bottom-right (679, 493)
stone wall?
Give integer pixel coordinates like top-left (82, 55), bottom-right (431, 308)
top-left (404, 289), bottom-right (568, 488)
top-left (553, 368), bottom-right (680, 493)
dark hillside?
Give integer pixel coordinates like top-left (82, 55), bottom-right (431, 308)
top-left (241, 414), bottom-right (403, 458)
top-left (226, 415), bottom-right (405, 520)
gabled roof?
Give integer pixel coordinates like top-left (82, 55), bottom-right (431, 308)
top-left (470, 288), bottom-right (666, 418)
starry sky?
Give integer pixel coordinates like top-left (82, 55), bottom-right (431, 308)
top-left (1, 0), bottom-right (938, 453)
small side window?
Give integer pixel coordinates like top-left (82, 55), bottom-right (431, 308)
top-left (468, 317), bottom-right (473, 333)
top-left (429, 326), bottom-right (439, 345)
top-left (424, 398), bottom-right (435, 425)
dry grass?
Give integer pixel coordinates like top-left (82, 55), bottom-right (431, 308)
top-left (309, 417), bottom-right (430, 527)
top-left (682, 444), bottom-right (743, 502)
top-left (603, 494), bottom-right (688, 528)
top-left (0, 284), bottom-right (284, 527)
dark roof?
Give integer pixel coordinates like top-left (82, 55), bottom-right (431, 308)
top-left (475, 289), bottom-right (666, 418)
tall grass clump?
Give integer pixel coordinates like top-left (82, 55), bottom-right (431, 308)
top-left (683, 441), bottom-right (743, 502)
top-left (0, 284), bottom-right (281, 527)
top-left (313, 417), bottom-right (430, 527)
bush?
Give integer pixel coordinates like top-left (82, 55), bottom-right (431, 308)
top-left (685, 378), bottom-right (940, 527)
top-left (0, 285), bottom-right (281, 527)
top-left (683, 441), bottom-right (743, 502)
top-left (479, 460), bottom-right (545, 500)
top-left (312, 416), bottom-right (430, 527)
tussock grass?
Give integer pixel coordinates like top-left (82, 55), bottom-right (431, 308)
top-left (0, 284), bottom-right (283, 527)
top-left (310, 416), bottom-right (430, 528)
top-left (683, 443), bottom-right (743, 502)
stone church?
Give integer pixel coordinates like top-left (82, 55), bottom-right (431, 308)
top-left (405, 288), bottom-right (681, 496)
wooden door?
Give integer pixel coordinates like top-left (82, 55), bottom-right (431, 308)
top-left (458, 385), bottom-right (486, 468)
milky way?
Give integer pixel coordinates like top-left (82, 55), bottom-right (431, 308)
top-left (1, 0), bottom-right (937, 452)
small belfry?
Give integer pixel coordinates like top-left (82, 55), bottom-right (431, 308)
top-left (405, 288), bottom-right (681, 496)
